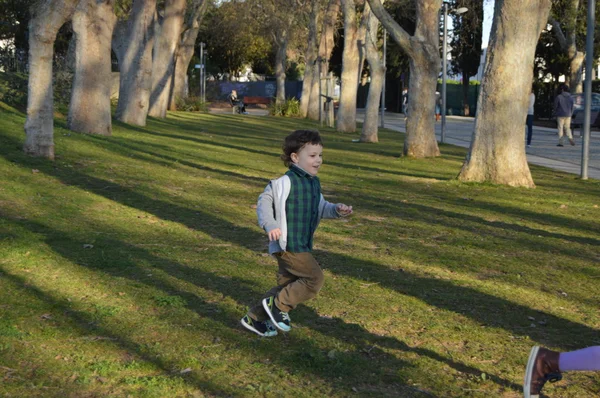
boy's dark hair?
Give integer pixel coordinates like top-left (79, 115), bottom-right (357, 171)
top-left (281, 130), bottom-right (323, 167)
top-left (560, 84), bottom-right (570, 93)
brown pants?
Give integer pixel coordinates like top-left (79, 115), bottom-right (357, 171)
top-left (248, 252), bottom-right (324, 321)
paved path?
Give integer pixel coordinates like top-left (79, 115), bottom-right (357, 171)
top-left (356, 110), bottom-right (600, 180)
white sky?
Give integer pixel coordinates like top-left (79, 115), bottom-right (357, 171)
top-left (482, 1), bottom-right (494, 48)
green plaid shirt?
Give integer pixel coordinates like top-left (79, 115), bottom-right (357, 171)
top-left (285, 165), bottom-right (321, 252)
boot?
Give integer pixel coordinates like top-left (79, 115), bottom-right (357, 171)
top-left (524, 346), bottom-right (562, 397)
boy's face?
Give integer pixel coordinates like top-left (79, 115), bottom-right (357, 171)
top-left (291, 143), bottom-right (323, 176)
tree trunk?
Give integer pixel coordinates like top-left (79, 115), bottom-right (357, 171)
top-left (24, 0), bottom-right (80, 159)
top-left (360, 4), bottom-right (384, 143)
top-left (367, 0), bottom-right (441, 157)
top-left (168, 0), bottom-right (208, 110)
top-left (68, 0), bottom-right (116, 135)
top-left (458, 0), bottom-right (551, 187)
top-left (462, 77), bottom-right (470, 116)
top-left (274, 28), bottom-right (289, 105)
top-left (300, 0), bottom-right (320, 118)
top-left (309, 0), bottom-right (340, 121)
top-left (336, 0), bottom-right (361, 133)
top-left (114, 0), bottom-right (157, 126)
top-left (148, 0), bottom-right (186, 118)
top-left (568, 50), bottom-right (584, 93)
top-left (549, 0), bottom-right (584, 93)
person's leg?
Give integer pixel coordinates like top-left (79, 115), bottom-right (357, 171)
top-left (247, 256), bottom-right (299, 321)
top-left (557, 117), bottom-right (565, 145)
top-left (262, 252), bottom-right (324, 331)
top-left (559, 346), bottom-right (600, 371)
top-left (564, 116), bottom-right (575, 145)
top-left (526, 114), bottom-right (533, 145)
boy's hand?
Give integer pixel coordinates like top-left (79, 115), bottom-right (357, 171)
top-left (268, 228), bottom-right (282, 241)
top-left (336, 204), bottom-right (353, 216)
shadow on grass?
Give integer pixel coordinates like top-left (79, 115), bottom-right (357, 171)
top-left (2, 132), bottom-right (597, 346)
top-left (0, 268), bottom-right (234, 397)
top-left (81, 134), bottom-right (269, 186)
top-left (1, 214), bottom-right (522, 395)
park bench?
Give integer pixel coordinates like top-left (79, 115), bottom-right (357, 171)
top-left (571, 110), bottom-right (600, 137)
top-left (243, 96), bottom-right (271, 106)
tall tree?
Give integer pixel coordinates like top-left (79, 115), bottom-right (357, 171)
top-left (148, 0), bottom-right (187, 118)
top-left (549, 0), bottom-right (584, 93)
top-left (359, 2), bottom-right (384, 142)
top-left (309, 0), bottom-right (340, 121)
top-left (458, 0), bottom-right (551, 187)
top-left (299, 0), bottom-right (322, 118)
top-left (67, 0), bottom-right (116, 135)
top-left (24, 0), bottom-right (80, 159)
top-left (336, 0), bottom-right (366, 133)
top-left (449, 0), bottom-right (482, 116)
top-left (113, 0), bottom-right (157, 126)
top-left (168, 0), bottom-right (208, 110)
top-left (367, 0), bottom-right (441, 158)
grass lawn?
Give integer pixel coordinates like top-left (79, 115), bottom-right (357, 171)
top-left (1, 102), bottom-right (599, 397)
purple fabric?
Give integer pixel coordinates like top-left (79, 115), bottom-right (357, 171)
top-left (559, 346), bottom-right (600, 371)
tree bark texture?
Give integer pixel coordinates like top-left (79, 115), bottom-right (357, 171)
top-left (367, 0), bottom-right (441, 157)
top-left (274, 27), bottom-right (289, 105)
top-left (336, 0), bottom-right (362, 133)
top-left (360, 3), bottom-right (384, 143)
top-left (148, 0), bottom-right (186, 118)
top-left (300, 0), bottom-right (320, 118)
top-left (114, 0), bottom-right (157, 126)
top-left (24, 0), bottom-right (80, 159)
top-left (458, 0), bottom-right (551, 187)
top-left (68, 0), bottom-right (116, 135)
top-left (310, 0), bottom-right (340, 121)
top-left (168, 0), bottom-right (208, 110)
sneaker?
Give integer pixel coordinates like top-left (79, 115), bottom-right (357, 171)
top-left (242, 111), bottom-right (249, 115)
top-left (557, 143), bottom-right (564, 147)
top-left (240, 315), bottom-right (278, 337)
top-left (262, 296), bottom-right (291, 332)
top-left (569, 138), bottom-right (575, 146)
top-left (523, 346), bottom-right (562, 398)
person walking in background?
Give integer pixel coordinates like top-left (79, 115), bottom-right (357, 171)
top-left (402, 88), bottom-right (409, 116)
top-left (523, 345), bottom-right (600, 397)
top-left (554, 84), bottom-right (575, 147)
top-left (435, 91), bottom-right (441, 122)
top-left (526, 89), bottom-right (535, 147)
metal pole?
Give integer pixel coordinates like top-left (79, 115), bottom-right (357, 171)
top-left (319, 58), bottom-right (323, 126)
top-left (199, 43), bottom-right (204, 100)
top-left (380, 29), bottom-right (387, 128)
top-left (441, 3), bottom-right (448, 144)
top-left (581, 0), bottom-right (595, 180)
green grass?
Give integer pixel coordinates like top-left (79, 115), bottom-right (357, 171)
top-left (1, 101), bottom-right (599, 397)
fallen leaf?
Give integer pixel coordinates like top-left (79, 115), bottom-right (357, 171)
top-left (40, 314), bottom-right (53, 320)
top-left (83, 244), bottom-right (94, 249)
top-left (180, 368), bottom-right (192, 374)
top-left (32, 169), bottom-right (39, 173)
top-left (559, 204), bottom-right (567, 209)
top-left (250, 204), bottom-right (257, 209)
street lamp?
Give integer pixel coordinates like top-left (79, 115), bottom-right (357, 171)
top-left (441, 3), bottom-right (468, 144)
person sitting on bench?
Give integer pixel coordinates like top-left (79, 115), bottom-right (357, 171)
top-left (228, 90), bottom-right (248, 114)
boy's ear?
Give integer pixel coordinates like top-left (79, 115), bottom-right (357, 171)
top-left (290, 152), bottom-right (298, 164)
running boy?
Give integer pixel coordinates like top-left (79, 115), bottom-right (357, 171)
top-left (240, 130), bottom-right (353, 337)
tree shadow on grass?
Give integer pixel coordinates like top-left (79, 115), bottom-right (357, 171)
top-left (2, 147), bottom-right (597, 349)
top-left (2, 215), bottom-right (522, 395)
top-left (81, 134), bottom-right (269, 187)
top-left (1, 218), bottom-right (429, 396)
top-left (0, 269), bottom-right (234, 397)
